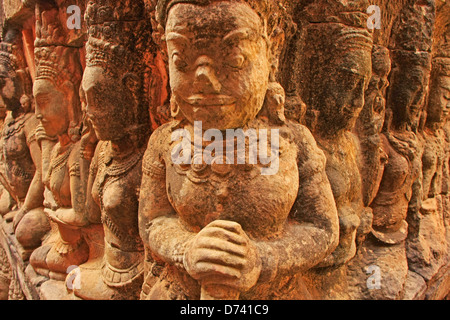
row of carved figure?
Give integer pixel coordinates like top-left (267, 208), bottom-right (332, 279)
top-left (0, 0), bottom-right (449, 300)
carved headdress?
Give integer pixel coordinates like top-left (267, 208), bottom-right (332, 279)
top-left (388, 0), bottom-right (435, 70)
top-left (155, 0), bottom-right (289, 32)
top-left (300, 2), bottom-right (374, 132)
top-left (154, 0), bottom-right (291, 79)
top-left (385, 0), bottom-right (435, 131)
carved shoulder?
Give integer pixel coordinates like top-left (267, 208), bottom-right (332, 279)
top-left (286, 121), bottom-right (327, 177)
top-left (144, 122), bottom-right (175, 165)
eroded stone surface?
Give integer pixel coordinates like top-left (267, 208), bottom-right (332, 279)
top-left (0, 0), bottom-right (449, 300)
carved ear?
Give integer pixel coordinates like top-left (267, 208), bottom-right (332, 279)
top-left (122, 73), bottom-right (142, 95)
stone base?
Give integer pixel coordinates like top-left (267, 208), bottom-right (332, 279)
top-left (39, 280), bottom-right (80, 300)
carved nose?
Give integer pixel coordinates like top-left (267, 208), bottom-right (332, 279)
top-left (194, 57), bottom-right (221, 94)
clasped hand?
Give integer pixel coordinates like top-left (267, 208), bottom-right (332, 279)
top-left (183, 220), bottom-right (261, 293)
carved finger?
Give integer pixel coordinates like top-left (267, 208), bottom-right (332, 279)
top-left (195, 237), bottom-right (248, 257)
top-left (193, 261), bottom-right (241, 280)
top-left (194, 248), bottom-right (247, 269)
top-left (205, 220), bottom-right (245, 235)
top-left (198, 226), bottom-right (247, 245)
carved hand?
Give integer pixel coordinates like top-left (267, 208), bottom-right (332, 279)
top-left (47, 207), bottom-right (89, 228)
top-left (183, 220), bottom-right (261, 294)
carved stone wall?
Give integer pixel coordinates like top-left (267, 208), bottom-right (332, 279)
top-left (0, 0), bottom-right (449, 300)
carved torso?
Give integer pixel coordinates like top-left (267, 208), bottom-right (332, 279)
top-left (165, 126), bottom-right (299, 240)
top-left (2, 113), bottom-right (38, 200)
top-left (371, 132), bottom-right (417, 235)
top-left (315, 132), bottom-right (363, 266)
top-left (141, 121), bottom-right (327, 300)
top-left (91, 141), bottom-right (144, 284)
top-left (421, 128), bottom-right (446, 199)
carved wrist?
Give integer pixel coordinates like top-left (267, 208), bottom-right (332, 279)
top-left (173, 240), bottom-right (190, 270)
top-left (255, 242), bottom-right (279, 283)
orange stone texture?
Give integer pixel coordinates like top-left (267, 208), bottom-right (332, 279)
top-left (0, 0), bottom-right (448, 300)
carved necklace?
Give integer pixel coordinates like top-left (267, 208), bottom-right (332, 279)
top-left (97, 141), bottom-right (145, 178)
top-left (47, 143), bottom-right (75, 179)
top-left (171, 133), bottom-right (279, 184)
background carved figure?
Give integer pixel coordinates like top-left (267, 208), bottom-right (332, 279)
top-left (405, 1), bottom-right (450, 296)
top-left (70, 0), bottom-right (156, 300)
top-left (29, 3), bottom-right (88, 289)
top-left (295, 2), bottom-right (373, 300)
top-left (347, 0), bottom-right (436, 300)
top-left (0, 27), bottom-right (51, 260)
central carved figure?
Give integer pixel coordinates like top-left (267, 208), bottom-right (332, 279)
top-left (139, 0), bottom-right (339, 300)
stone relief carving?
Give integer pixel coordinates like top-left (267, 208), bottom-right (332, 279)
top-left (0, 27), bottom-right (52, 260)
top-left (0, 0), bottom-right (448, 300)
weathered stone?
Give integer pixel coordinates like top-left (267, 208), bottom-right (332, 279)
top-left (0, 0), bottom-right (449, 301)
top-left (403, 270), bottom-right (427, 300)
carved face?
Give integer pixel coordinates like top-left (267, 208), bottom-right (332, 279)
top-left (82, 66), bottom-right (135, 142)
top-left (427, 74), bottom-right (450, 124)
top-left (166, 2), bottom-right (271, 130)
top-left (321, 50), bottom-right (372, 132)
top-left (34, 79), bottom-right (69, 137)
top-left (388, 62), bottom-right (430, 127)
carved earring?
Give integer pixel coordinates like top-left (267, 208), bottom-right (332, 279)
top-left (170, 95), bottom-right (181, 119)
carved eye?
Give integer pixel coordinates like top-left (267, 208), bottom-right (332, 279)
top-left (172, 53), bottom-right (188, 71)
top-left (225, 54), bottom-right (245, 69)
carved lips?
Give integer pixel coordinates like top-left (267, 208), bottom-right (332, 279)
top-left (184, 94), bottom-right (236, 107)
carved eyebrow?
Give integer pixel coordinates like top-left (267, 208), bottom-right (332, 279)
top-left (166, 32), bottom-right (190, 46)
top-left (34, 89), bottom-right (52, 97)
top-left (222, 28), bottom-right (258, 44)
